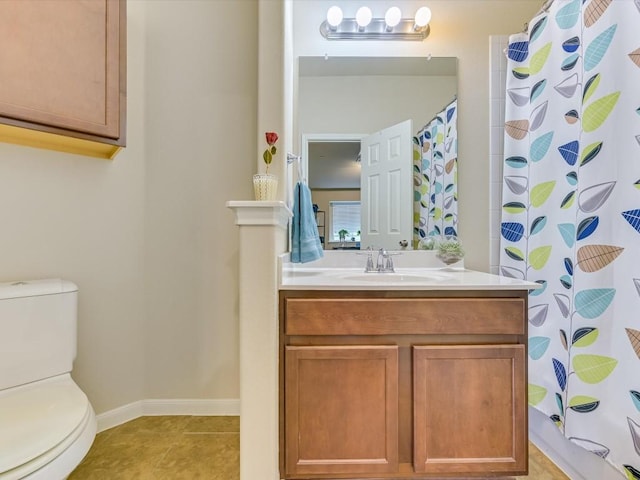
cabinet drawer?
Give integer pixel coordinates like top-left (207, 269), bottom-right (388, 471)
top-left (284, 297), bottom-right (525, 336)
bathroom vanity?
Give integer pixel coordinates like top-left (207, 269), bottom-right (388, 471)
top-left (279, 255), bottom-right (536, 479)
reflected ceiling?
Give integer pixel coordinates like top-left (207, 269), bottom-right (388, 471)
top-left (308, 141), bottom-right (361, 189)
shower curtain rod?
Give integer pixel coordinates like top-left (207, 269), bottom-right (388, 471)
top-left (419, 95), bottom-right (457, 131)
top-left (539, 0), bottom-right (554, 13)
top-left (522, 0), bottom-right (555, 33)
top-left (525, 0), bottom-right (554, 30)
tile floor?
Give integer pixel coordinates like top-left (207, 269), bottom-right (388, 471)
top-left (68, 416), bottom-right (239, 479)
top-left (69, 416), bottom-right (568, 479)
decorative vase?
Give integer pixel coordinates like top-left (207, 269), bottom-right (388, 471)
top-left (253, 173), bottom-right (278, 201)
top-left (435, 235), bottom-right (465, 265)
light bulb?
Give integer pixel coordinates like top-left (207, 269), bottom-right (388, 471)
top-left (384, 7), bottom-right (402, 28)
top-left (326, 6), bottom-right (343, 28)
top-left (414, 6), bottom-right (432, 28)
top-left (355, 6), bottom-right (373, 28)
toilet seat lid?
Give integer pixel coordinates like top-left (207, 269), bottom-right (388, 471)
top-left (0, 374), bottom-right (89, 475)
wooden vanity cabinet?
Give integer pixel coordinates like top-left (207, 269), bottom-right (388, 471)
top-left (285, 345), bottom-right (399, 476)
top-left (0, 0), bottom-right (126, 159)
top-left (280, 290), bottom-right (528, 479)
top-left (413, 344), bottom-right (526, 475)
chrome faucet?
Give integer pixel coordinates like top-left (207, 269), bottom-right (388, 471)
top-left (358, 247), bottom-right (398, 273)
top-left (376, 248), bottom-right (396, 273)
top-left (357, 246), bottom-right (376, 272)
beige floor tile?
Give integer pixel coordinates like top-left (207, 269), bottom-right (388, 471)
top-left (106, 416), bottom-right (191, 435)
top-left (184, 415), bottom-right (239, 433)
top-left (156, 433), bottom-right (239, 468)
top-left (153, 434), bottom-right (239, 479)
top-left (69, 434), bottom-right (178, 477)
top-left (69, 465), bottom-right (161, 480)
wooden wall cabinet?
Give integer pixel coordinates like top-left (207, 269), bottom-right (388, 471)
top-left (280, 291), bottom-right (528, 479)
top-left (0, 0), bottom-right (126, 159)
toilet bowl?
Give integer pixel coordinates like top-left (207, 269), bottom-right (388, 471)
top-left (0, 279), bottom-right (97, 480)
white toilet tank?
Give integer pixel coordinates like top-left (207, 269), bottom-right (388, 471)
top-left (0, 279), bottom-right (79, 392)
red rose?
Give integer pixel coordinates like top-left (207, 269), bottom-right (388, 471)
top-left (263, 131), bottom-right (279, 173)
top-left (265, 132), bottom-right (278, 146)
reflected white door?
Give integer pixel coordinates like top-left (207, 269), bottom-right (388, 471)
top-left (360, 119), bottom-right (413, 250)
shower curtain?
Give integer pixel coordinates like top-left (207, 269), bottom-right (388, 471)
top-left (499, 0), bottom-right (640, 477)
top-left (413, 98), bottom-right (458, 248)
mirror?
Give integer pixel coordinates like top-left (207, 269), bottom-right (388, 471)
top-left (297, 56), bottom-right (458, 251)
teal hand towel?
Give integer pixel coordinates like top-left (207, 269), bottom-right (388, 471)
top-left (291, 182), bottom-right (324, 263)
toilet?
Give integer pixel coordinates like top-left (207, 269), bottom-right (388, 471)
top-left (0, 279), bottom-right (96, 480)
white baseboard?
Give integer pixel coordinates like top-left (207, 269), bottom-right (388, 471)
top-left (96, 398), bottom-right (240, 433)
top-left (529, 407), bottom-right (622, 480)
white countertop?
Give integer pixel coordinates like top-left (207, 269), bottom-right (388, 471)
top-left (279, 251), bottom-right (540, 291)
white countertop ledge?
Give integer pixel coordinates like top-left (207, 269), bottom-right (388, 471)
top-left (279, 252), bottom-right (540, 291)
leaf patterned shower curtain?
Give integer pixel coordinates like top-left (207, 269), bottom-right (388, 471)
top-left (413, 98), bottom-right (458, 248)
top-left (499, 0), bottom-right (640, 477)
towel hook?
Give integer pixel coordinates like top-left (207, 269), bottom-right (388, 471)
top-left (287, 152), bottom-right (305, 184)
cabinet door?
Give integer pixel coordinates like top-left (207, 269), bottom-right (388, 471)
top-left (0, 0), bottom-right (124, 141)
top-left (285, 345), bottom-right (398, 476)
top-left (413, 344), bottom-right (527, 475)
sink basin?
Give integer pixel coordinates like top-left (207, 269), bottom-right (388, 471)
top-left (341, 273), bottom-right (448, 283)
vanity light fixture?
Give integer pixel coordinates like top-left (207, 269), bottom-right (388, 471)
top-left (355, 6), bottom-right (373, 30)
top-left (320, 5), bottom-right (431, 41)
top-left (414, 6), bottom-right (432, 29)
top-left (326, 5), bottom-right (343, 30)
top-left (384, 7), bottom-right (402, 31)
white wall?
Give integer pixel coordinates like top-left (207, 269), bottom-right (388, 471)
top-left (0, 0), bottom-right (257, 415)
top-left (292, 0), bottom-right (542, 270)
top-left (299, 75), bottom-right (456, 135)
top-left (488, 35), bottom-right (510, 275)
top-left (142, 0), bottom-right (256, 403)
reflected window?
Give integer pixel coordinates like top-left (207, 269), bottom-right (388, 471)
top-left (330, 201), bottom-right (361, 242)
